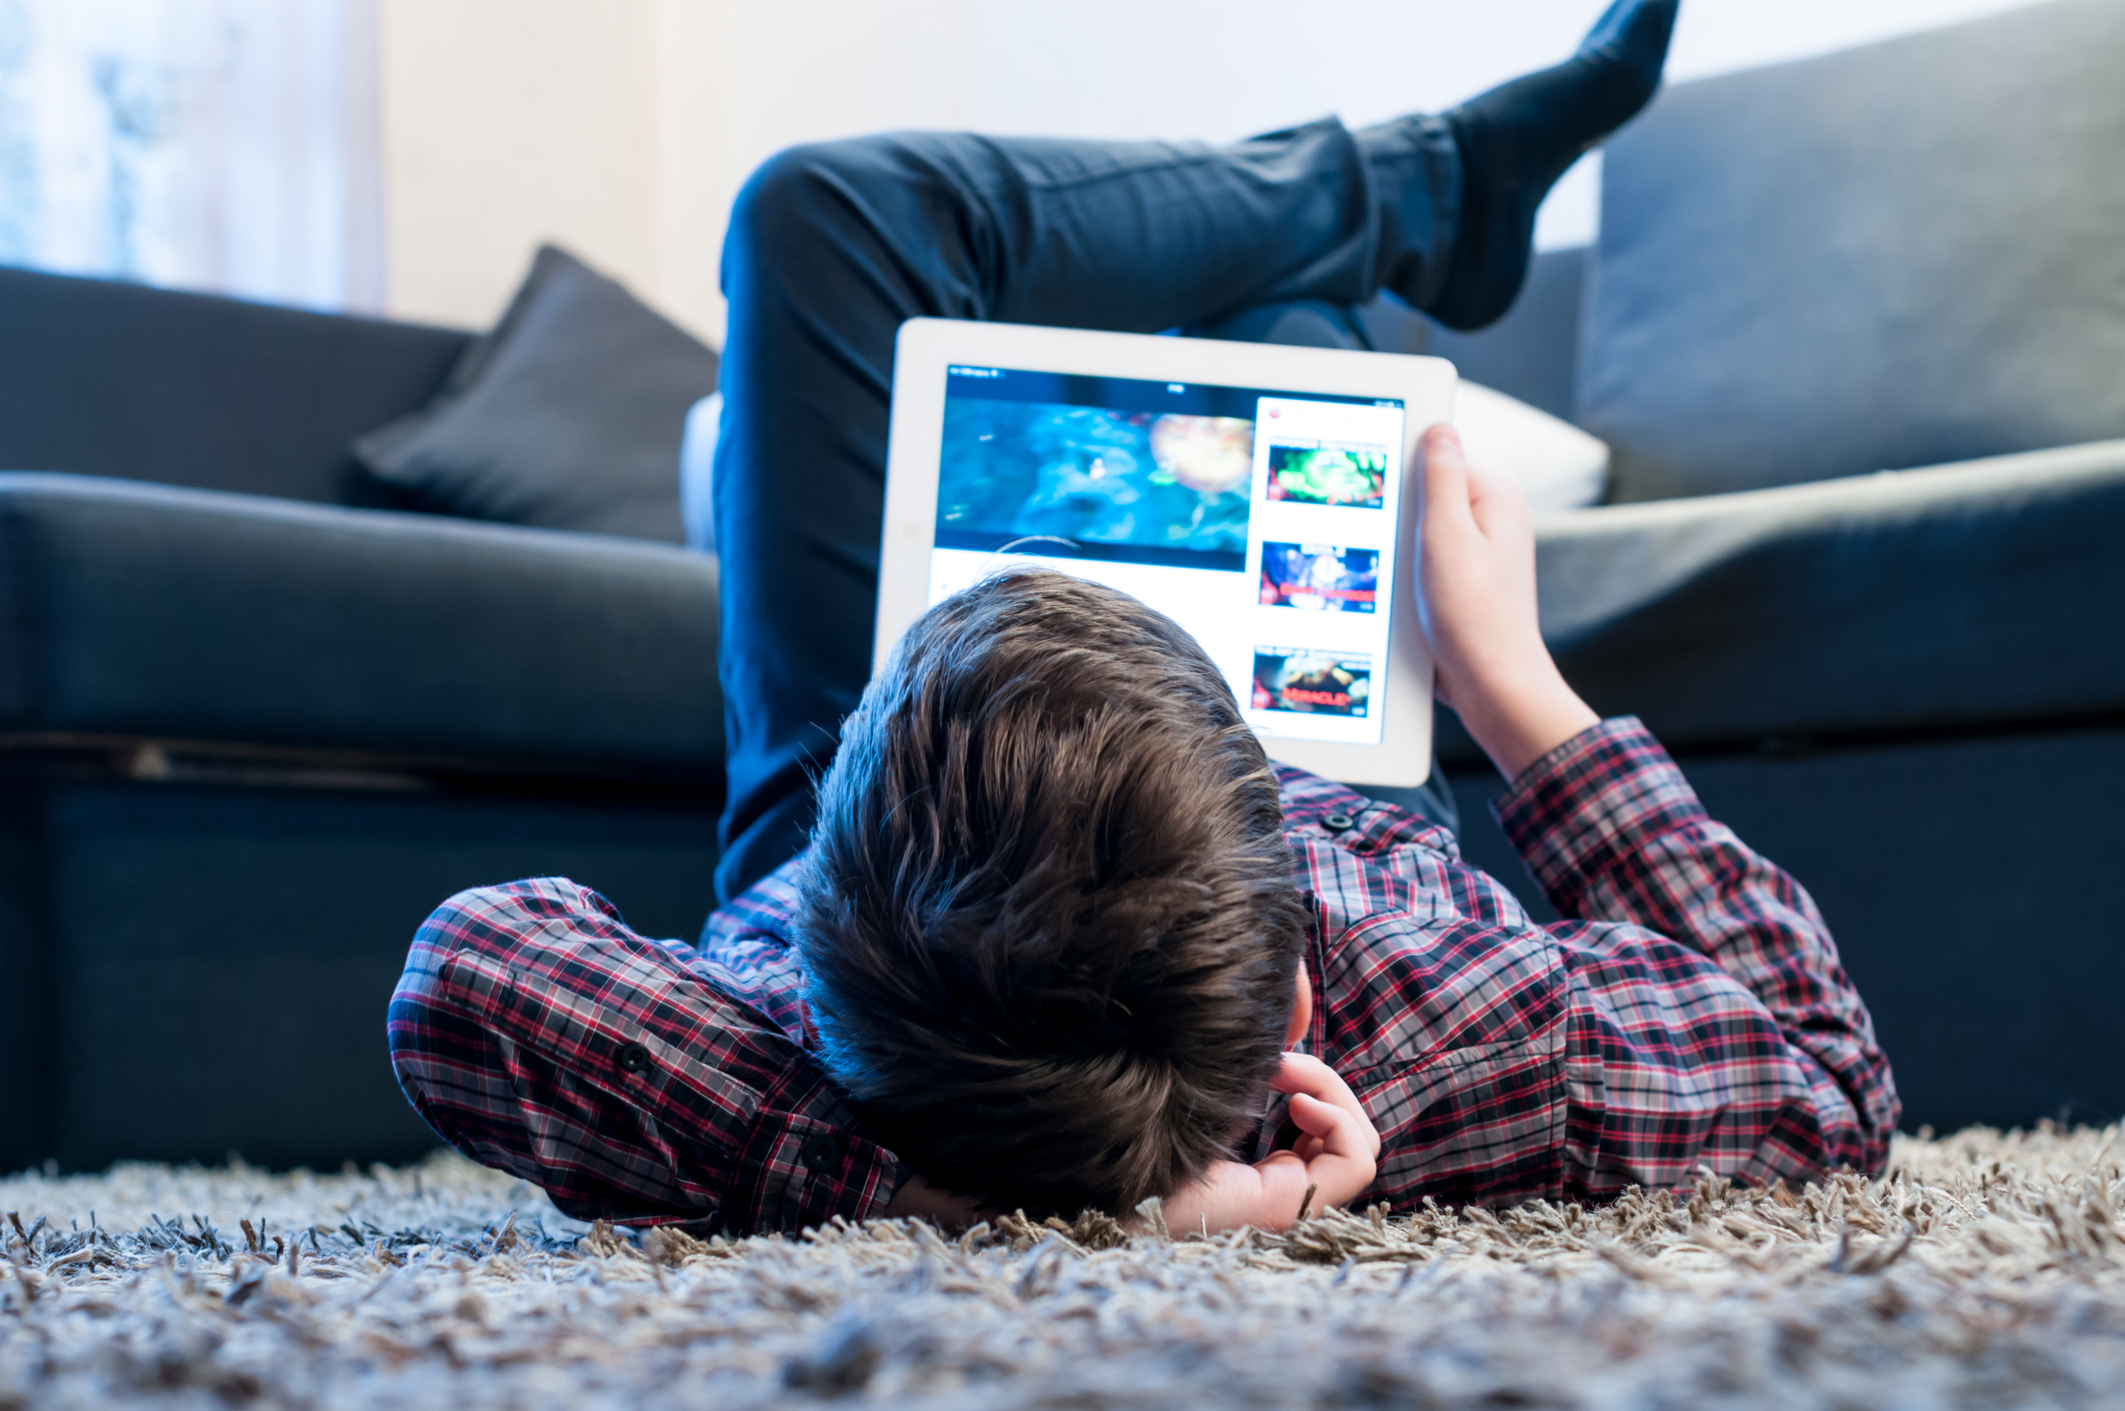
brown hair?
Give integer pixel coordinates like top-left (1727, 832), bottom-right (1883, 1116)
top-left (796, 569), bottom-right (1308, 1215)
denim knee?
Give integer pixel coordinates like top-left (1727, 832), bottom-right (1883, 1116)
top-left (722, 137), bottom-right (915, 298)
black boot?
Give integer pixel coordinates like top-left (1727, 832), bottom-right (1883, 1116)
top-left (1423, 0), bottom-right (1678, 331)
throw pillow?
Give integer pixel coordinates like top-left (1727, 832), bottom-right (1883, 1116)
top-left (1581, 0), bottom-right (2125, 502)
top-left (354, 245), bottom-right (717, 542)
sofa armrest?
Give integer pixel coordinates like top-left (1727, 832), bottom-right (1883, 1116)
top-left (1497, 440), bottom-right (2125, 757)
top-left (0, 474), bottom-right (721, 774)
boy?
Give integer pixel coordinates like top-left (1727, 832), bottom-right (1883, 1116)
top-left (387, 0), bottom-right (1899, 1233)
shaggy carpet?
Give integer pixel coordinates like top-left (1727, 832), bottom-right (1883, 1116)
top-left (3, 1125), bottom-right (2123, 1409)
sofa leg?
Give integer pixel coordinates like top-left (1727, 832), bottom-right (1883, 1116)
top-left (0, 775), bottom-right (56, 1172)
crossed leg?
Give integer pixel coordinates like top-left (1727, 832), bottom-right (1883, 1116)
top-left (709, 119), bottom-right (1462, 900)
top-left (708, 0), bottom-right (1678, 902)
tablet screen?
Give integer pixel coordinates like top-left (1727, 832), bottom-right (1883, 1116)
top-left (928, 365), bottom-right (1406, 745)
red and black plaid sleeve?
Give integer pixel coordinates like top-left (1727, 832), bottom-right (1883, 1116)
top-left (387, 877), bottom-right (898, 1233)
top-left (1278, 717), bottom-right (1897, 1208)
top-left (1495, 718), bottom-right (1900, 1187)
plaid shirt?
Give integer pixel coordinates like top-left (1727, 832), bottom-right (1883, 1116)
top-left (388, 718), bottom-right (1898, 1232)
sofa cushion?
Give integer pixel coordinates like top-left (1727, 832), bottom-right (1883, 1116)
top-left (1581, 0), bottom-right (2125, 502)
top-left (355, 246), bottom-right (717, 542)
top-left (0, 473), bottom-right (722, 772)
top-left (1521, 440), bottom-right (2125, 755)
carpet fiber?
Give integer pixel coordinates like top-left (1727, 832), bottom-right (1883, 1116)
top-left (4, 1124), bottom-right (2123, 1408)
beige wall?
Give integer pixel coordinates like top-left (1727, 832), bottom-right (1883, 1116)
top-left (378, 0), bottom-right (663, 330)
top-left (380, 0), bottom-right (2054, 343)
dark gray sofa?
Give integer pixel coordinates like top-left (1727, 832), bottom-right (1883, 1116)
top-left (5, 0), bottom-right (2121, 1177)
top-left (0, 266), bottom-right (727, 1172)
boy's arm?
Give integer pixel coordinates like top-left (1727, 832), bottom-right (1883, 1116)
top-left (1499, 717), bottom-right (1898, 1179)
top-left (1413, 427), bottom-right (1898, 1175)
top-left (389, 879), bottom-right (900, 1234)
top-left (1411, 427), bottom-right (1599, 784)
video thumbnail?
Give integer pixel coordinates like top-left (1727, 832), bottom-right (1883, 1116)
top-left (937, 400), bottom-right (1255, 566)
top-left (1251, 649), bottom-right (1372, 716)
top-left (1264, 442), bottom-right (1388, 509)
top-left (1258, 542), bottom-right (1378, 613)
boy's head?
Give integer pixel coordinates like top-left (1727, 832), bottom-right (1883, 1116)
top-left (796, 569), bottom-right (1308, 1215)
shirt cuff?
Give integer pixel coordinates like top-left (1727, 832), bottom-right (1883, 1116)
top-left (717, 1089), bottom-right (900, 1234)
top-left (1490, 716), bottom-right (1708, 904)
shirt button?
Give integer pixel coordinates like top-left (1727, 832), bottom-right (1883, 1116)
top-left (1322, 812), bottom-right (1355, 833)
top-left (616, 1041), bottom-right (653, 1075)
top-left (801, 1134), bottom-right (843, 1171)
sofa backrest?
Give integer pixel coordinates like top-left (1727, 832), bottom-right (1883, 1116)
top-left (1349, 245), bottom-right (1587, 421)
top-left (1580, 0), bottom-right (2125, 503)
top-left (0, 265), bottom-right (470, 507)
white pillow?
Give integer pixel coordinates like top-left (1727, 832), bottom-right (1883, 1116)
top-left (1451, 381), bottom-right (1610, 518)
top-left (679, 391), bottom-right (722, 554)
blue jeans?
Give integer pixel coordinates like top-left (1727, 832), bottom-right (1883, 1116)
top-left (710, 118), bottom-right (1464, 902)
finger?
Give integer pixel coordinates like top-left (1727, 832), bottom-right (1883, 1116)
top-left (1288, 1091), bottom-right (1368, 1160)
top-left (1286, 1093), bottom-right (1378, 1209)
top-left (1271, 1051), bottom-right (1361, 1111)
top-left (1417, 423), bottom-right (1476, 538)
top-left (1269, 1050), bottom-right (1342, 1093)
top-left (1463, 455), bottom-right (1531, 540)
top-left (1271, 1054), bottom-right (1381, 1156)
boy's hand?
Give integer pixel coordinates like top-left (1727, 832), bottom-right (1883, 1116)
top-left (1156, 1053), bottom-right (1380, 1235)
top-left (1413, 423), bottom-right (1599, 781)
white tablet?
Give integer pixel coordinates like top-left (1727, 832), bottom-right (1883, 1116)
top-left (876, 318), bottom-right (1456, 787)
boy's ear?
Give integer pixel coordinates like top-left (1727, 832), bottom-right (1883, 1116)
top-left (1284, 961), bottom-right (1313, 1049)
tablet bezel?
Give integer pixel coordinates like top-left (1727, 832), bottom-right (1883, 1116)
top-left (877, 317), bottom-right (1456, 788)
